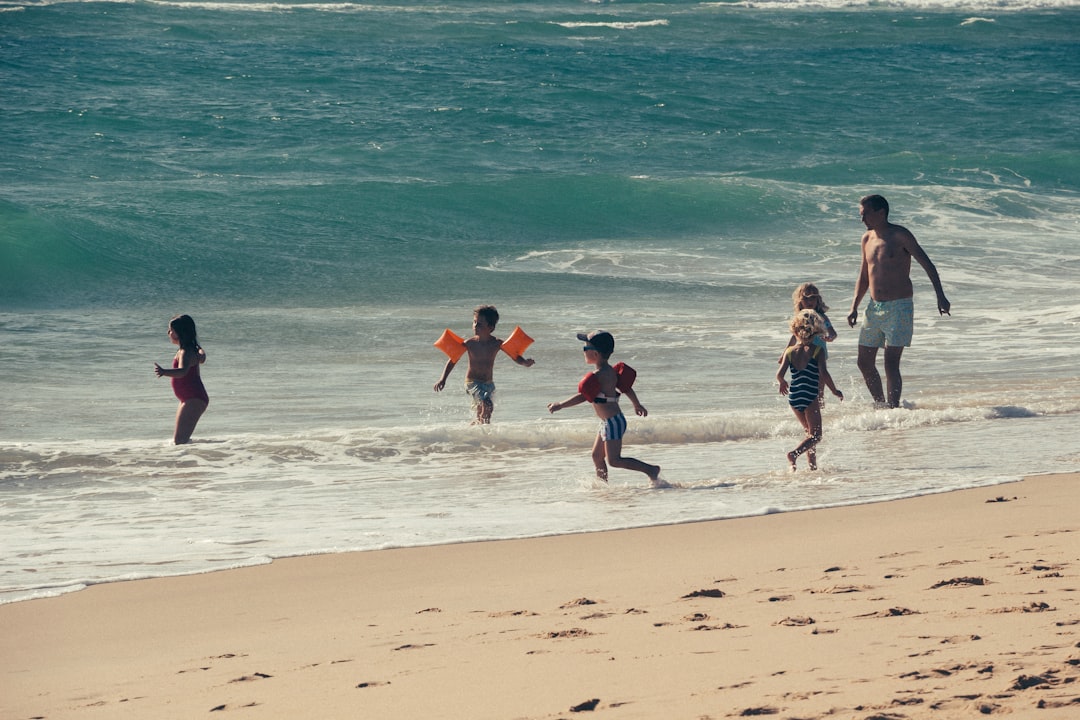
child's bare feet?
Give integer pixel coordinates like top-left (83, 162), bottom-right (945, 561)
top-left (647, 465), bottom-right (667, 488)
top-left (787, 451), bottom-right (798, 471)
top-left (595, 466), bottom-right (609, 482)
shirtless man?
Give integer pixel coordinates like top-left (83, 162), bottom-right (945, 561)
top-left (847, 195), bottom-right (950, 408)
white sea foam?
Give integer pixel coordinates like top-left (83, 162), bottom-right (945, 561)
top-left (552, 19), bottom-right (670, 30)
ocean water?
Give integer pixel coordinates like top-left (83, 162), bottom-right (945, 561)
top-left (2, 0), bottom-right (1079, 604)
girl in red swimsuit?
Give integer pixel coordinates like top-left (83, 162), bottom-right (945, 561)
top-left (154, 314), bottom-right (209, 444)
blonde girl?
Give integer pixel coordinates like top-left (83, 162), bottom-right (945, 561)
top-left (777, 309), bottom-right (843, 470)
top-left (790, 282), bottom-right (837, 343)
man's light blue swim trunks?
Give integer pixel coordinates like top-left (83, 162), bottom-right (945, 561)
top-left (599, 413), bottom-right (628, 442)
top-left (465, 381), bottom-right (495, 407)
top-left (859, 297), bottom-right (914, 348)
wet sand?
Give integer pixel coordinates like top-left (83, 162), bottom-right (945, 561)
top-left (3, 473), bottom-right (1079, 719)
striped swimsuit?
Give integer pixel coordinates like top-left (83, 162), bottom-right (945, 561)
top-left (787, 346), bottom-right (821, 412)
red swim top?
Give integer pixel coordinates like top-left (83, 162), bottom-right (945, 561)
top-left (172, 356), bottom-right (209, 404)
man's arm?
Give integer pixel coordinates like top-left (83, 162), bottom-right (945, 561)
top-left (847, 236), bottom-right (870, 327)
top-left (907, 238), bottom-right (951, 316)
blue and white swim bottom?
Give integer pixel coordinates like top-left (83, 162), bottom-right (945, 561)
top-left (599, 413), bottom-right (628, 442)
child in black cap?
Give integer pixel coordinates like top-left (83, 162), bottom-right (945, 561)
top-left (547, 330), bottom-right (665, 487)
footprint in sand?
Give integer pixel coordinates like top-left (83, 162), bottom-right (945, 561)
top-left (488, 609), bottom-right (538, 617)
top-left (570, 698), bottom-right (601, 712)
top-left (930, 576), bottom-right (988, 588)
top-left (691, 622), bottom-right (742, 631)
top-left (992, 601), bottom-right (1053, 613)
top-left (735, 705), bottom-right (780, 715)
top-left (856, 607), bottom-right (919, 618)
top-left (540, 628), bottom-right (592, 639)
top-left (228, 673), bottom-right (272, 683)
top-left (561, 597), bottom-right (599, 608)
top-left (682, 588), bottom-right (726, 599)
top-left (811, 584), bottom-right (872, 594)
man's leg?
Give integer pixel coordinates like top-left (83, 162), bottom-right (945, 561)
top-left (882, 346), bottom-right (905, 408)
top-left (857, 345), bottom-right (886, 405)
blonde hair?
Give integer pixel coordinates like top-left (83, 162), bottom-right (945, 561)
top-left (792, 282), bottom-right (829, 314)
top-left (790, 309), bottom-right (825, 340)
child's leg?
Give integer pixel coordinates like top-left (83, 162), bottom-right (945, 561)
top-left (787, 406), bottom-right (823, 470)
top-left (467, 384), bottom-right (494, 424)
top-left (604, 438), bottom-right (662, 485)
top-left (174, 399), bottom-right (207, 445)
top-left (805, 402), bottom-right (823, 453)
top-left (787, 407), bottom-right (808, 469)
top-left (471, 397), bottom-right (493, 424)
top-left (591, 433), bottom-right (608, 481)
top-left (808, 397), bottom-right (824, 470)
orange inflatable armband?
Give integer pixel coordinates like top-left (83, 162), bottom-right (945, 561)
top-left (434, 329), bottom-right (467, 362)
top-left (500, 326), bottom-right (534, 360)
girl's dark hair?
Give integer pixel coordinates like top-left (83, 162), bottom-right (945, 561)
top-left (169, 314), bottom-right (201, 352)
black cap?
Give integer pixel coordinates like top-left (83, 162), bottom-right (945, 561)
top-left (576, 330), bottom-right (614, 356)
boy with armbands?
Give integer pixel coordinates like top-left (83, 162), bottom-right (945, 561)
top-left (433, 305), bottom-right (535, 424)
top-left (547, 330), bottom-right (665, 487)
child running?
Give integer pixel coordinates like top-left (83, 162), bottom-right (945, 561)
top-left (154, 314), bottom-right (209, 444)
top-left (547, 330), bottom-right (665, 488)
top-left (433, 305), bottom-right (535, 424)
top-left (776, 309), bottom-right (843, 471)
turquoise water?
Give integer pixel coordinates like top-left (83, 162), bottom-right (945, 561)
top-left (1, 0), bottom-right (1078, 603)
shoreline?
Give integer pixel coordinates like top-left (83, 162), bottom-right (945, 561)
top-left (0, 476), bottom-right (1032, 609)
top-left (3, 472), bottom-right (1078, 719)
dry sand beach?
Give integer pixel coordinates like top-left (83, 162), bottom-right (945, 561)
top-left (3, 473), bottom-right (1079, 720)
